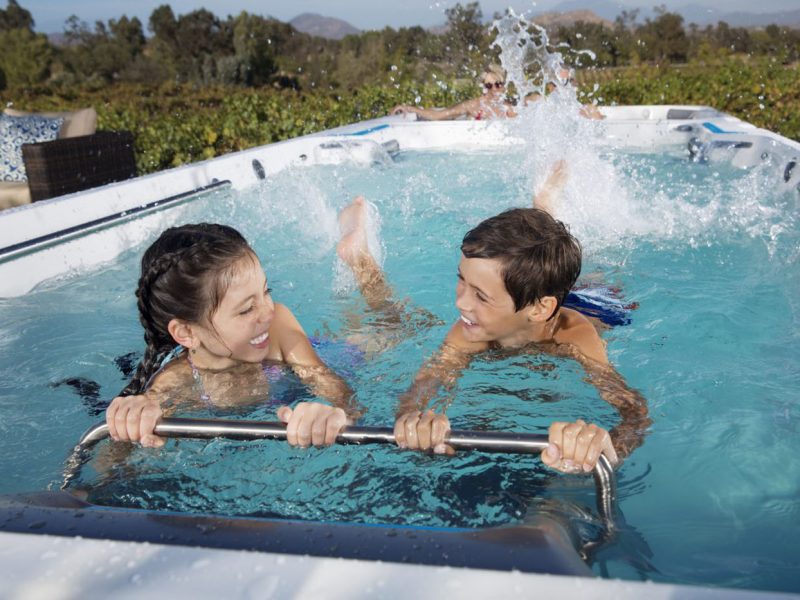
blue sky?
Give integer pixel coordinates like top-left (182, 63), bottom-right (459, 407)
top-left (20, 1), bottom-right (800, 33)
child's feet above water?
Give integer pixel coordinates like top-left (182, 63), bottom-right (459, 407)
top-left (337, 196), bottom-right (372, 267)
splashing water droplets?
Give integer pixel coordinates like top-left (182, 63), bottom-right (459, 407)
top-left (490, 9), bottom-right (796, 262)
top-left (491, 11), bottom-right (639, 255)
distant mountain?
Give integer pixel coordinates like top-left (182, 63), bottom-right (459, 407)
top-left (545, 1), bottom-right (800, 28)
top-left (289, 13), bottom-right (360, 40)
top-left (47, 32), bottom-right (67, 47)
top-left (675, 6), bottom-right (800, 27)
top-left (533, 9), bottom-right (614, 29)
top-left (429, 9), bottom-right (612, 34)
top-left (543, 1), bottom-right (630, 23)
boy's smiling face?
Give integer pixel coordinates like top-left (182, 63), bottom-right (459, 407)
top-left (455, 254), bottom-right (534, 347)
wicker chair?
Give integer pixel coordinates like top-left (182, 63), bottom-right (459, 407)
top-left (22, 131), bottom-right (137, 202)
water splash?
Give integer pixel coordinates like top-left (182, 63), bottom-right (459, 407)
top-left (240, 167), bottom-right (386, 294)
top-left (492, 10), bottom-right (640, 256)
top-left (251, 167), bottom-right (339, 260)
top-left (490, 9), bottom-right (797, 263)
top-left (492, 10), bottom-right (593, 101)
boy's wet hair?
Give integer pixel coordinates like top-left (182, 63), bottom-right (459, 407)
top-left (461, 208), bottom-right (581, 317)
top-left (120, 223), bottom-right (255, 396)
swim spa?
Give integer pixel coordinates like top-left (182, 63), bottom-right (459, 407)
top-left (0, 106), bottom-right (798, 597)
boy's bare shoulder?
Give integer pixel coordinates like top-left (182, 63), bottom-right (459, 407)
top-left (554, 308), bottom-right (609, 365)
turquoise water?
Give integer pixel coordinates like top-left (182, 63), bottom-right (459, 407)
top-left (0, 148), bottom-right (798, 592)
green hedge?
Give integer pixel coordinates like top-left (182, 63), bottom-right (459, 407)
top-left (2, 58), bottom-right (797, 176)
top-left (1, 81), bottom-right (474, 174)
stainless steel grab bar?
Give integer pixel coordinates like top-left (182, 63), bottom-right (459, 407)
top-left (65, 417), bottom-right (617, 531)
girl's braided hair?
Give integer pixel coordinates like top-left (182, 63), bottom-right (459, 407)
top-left (119, 223), bottom-right (254, 396)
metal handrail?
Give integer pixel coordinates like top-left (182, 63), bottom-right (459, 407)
top-left (65, 417), bottom-right (617, 532)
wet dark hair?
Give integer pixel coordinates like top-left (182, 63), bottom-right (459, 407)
top-left (460, 208), bottom-right (581, 317)
top-left (120, 223), bottom-right (255, 396)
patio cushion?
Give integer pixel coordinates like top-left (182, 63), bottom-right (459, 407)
top-left (0, 181), bottom-right (31, 210)
top-left (3, 107), bottom-right (97, 138)
top-left (0, 114), bottom-right (63, 182)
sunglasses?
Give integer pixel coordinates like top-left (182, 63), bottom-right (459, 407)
top-left (483, 81), bottom-right (505, 90)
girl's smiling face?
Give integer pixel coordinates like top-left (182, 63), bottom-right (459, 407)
top-left (455, 254), bottom-right (532, 347)
top-left (193, 254), bottom-right (275, 369)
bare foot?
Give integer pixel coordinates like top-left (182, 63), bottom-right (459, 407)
top-left (337, 196), bottom-right (371, 266)
top-left (547, 159), bottom-right (568, 189)
top-left (533, 159), bottom-right (568, 214)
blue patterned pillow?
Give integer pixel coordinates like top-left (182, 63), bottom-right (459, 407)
top-left (0, 114), bottom-right (64, 182)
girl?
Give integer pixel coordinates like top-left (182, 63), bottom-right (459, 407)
top-left (106, 223), bottom-right (359, 449)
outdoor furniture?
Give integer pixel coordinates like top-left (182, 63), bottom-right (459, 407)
top-left (0, 107), bottom-right (137, 208)
top-left (22, 131), bottom-right (137, 202)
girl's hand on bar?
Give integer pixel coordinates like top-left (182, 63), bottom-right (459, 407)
top-left (106, 394), bottom-right (164, 448)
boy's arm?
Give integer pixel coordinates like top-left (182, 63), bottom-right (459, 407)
top-left (395, 322), bottom-right (482, 417)
top-left (394, 322), bottom-right (484, 450)
top-left (556, 313), bottom-right (650, 459)
top-left (581, 360), bottom-right (651, 459)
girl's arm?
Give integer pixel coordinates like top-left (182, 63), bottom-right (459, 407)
top-left (271, 303), bottom-right (361, 420)
top-left (105, 359), bottom-right (191, 447)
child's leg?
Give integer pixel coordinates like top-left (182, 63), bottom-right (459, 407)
top-left (532, 159), bottom-right (568, 216)
top-left (337, 196), bottom-right (395, 311)
top-left (337, 197), bottom-right (442, 351)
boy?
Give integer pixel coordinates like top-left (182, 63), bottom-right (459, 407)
top-left (338, 171), bottom-right (649, 473)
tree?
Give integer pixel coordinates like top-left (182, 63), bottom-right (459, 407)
top-left (443, 2), bottom-right (488, 73)
top-left (231, 12), bottom-right (278, 86)
top-left (0, 27), bottom-right (53, 86)
top-left (110, 16), bottom-right (146, 59)
top-left (0, 0), bottom-right (33, 32)
top-left (638, 7), bottom-right (688, 63)
top-left (148, 4), bottom-right (177, 40)
top-left (554, 21), bottom-right (622, 67)
top-left (60, 14), bottom-right (147, 83)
